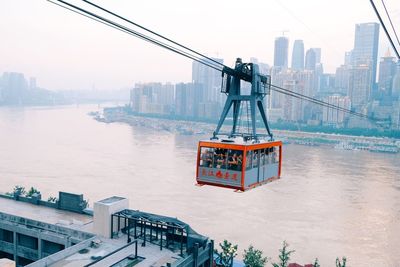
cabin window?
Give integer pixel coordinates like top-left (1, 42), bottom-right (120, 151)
top-left (273, 147), bottom-right (280, 163)
top-left (227, 150), bottom-right (243, 171)
top-left (246, 151), bottom-right (252, 170)
top-left (200, 147), bottom-right (214, 167)
top-left (260, 149), bottom-right (266, 166)
top-left (252, 150), bottom-right (259, 168)
top-left (214, 148), bottom-right (228, 169)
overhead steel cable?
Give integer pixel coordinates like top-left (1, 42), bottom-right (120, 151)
top-left (270, 85), bottom-right (370, 118)
top-left (51, 0), bottom-right (383, 125)
top-left (270, 85), bottom-right (373, 120)
top-left (49, 0), bottom-right (224, 72)
top-left (370, 0), bottom-right (400, 59)
top-left (380, 0), bottom-right (400, 48)
top-left (81, 0), bottom-right (226, 69)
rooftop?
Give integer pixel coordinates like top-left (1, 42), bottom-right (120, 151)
top-left (0, 194), bottom-right (212, 267)
top-left (98, 196), bottom-right (126, 205)
top-left (0, 196), bottom-right (93, 233)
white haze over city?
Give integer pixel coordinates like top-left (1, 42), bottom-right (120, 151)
top-left (0, 0), bottom-right (399, 91)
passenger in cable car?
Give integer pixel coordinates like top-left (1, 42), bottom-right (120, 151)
top-left (228, 152), bottom-right (238, 170)
top-left (216, 150), bottom-right (226, 169)
top-left (260, 150), bottom-right (265, 166)
top-left (237, 154), bottom-right (243, 171)
top-left (253, 150), bottom-right (258, 168)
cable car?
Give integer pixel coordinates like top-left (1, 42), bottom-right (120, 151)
top-left (196, 58), bottom-right (282, 191)
top-left (197, 139), bottom-right (282, 191)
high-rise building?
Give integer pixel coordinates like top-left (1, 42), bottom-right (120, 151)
top-left (392, 63), bottom-right (400, 99)
top-left (312, 48), bottom-right (321, 64)
top-left (29, 77), bottom-right (37, 90)
top-left (291, 40), bottom-right (304, 70)
top-left (344, 51), bottom-right (353, 66)
top-left (305, 48), bottom-right (316, 70)
top-left (250, 57), bottom-right (270, 75)
top-left (192, 57), bottom-right (223, 103)
top-left (273, 36), bottom-right (289, 68)
top-left (348, 64), bottom-right (372, 108)
top-left (335, 65), bottom-right (351, 94)
top-left (322, 95), bottom-right (351, 126)
top-left (319, 74), bottom-right (336, 93)
top-left (1, 72), bottom-right (28, 104)
top-left (192, 58), bottom-right (223, 118)
top-left (352, 22), bottom-right (380, 89)
top-left (378, 49), bottom-right (396, 95)
top-left (130, 83), bottom-right (175, 115)
top-left (175, 82), bottom-right (204, 118)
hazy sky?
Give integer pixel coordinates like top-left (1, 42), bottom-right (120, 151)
top-left (0, 0), bottom-right (399, 91)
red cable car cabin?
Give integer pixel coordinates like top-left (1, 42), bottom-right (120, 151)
top-left (196, 139), bottom-right (282, 191)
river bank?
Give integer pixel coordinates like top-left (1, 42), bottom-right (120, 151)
top-left (92, 108), bottom-right (400, 154)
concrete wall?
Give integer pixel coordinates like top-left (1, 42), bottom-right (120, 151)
top-left (93, 197), bottom-right (129, 238)
top-left (0, 212), bottom-right (94, 266)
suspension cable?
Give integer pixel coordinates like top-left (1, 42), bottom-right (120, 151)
top-left (82, 0), bottom-right (226, 69)
top-left (50, 0), bottom-right (385, 126)
top-left (49, 0), bottom-right (224, 71)
top-left (380, 0), bottom-right (400, 48)
top-left (369, 0), bottom-right (400, 59)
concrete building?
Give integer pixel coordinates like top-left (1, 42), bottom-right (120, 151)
top-left (0, 192), bottom-right (213, 267)
top-left (1, 72), bottom-right (28, 105)
top-left (29, 78), bottom-right (37, 91)
top-left (305, 49), bottom-right (316, 71)
top-left (282, 80), bottom-right (305, 122)
top-left (335, 65), bottom-right (351, 95)
top-left (319, 74), bottom-right (336, 93)
top-left (192, 57), bottom-right (223, 104)
top-left (274, 36), bottom-right (289, 68)
top-left (175, 83), bottom-right (204, 118)
top-left (130, 83), bottom-right (175, 115)
top-left (392, 63), bottom-right (400, 99)
top-left (192, 58), bottom-right (224, 119)
top-left (270, 69), bottom-right (316, 122)
top-left (313, 48), bottom-right (321, 64)
top-left (291, 40), bottom-right (304, 71)
top-left (378, 49), bottom-right (396, 96)
top-left (344, 51), bottom-right (353, 66)
top-left (270, 68), bottom-right (293, 109)
top-left (348, 64), bottom-right (372, 109)
top-left (322, 95), bottom-right (351, 127)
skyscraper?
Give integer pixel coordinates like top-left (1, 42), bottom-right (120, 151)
top-left (344, 51), bottom-right (353, 66)
top-left (352, 23), bottom-right (380, 89)
top-left (393, 63), bottom-right (400, 99)
top-left (274, 36), bottom-right (289, 68)
top-left (291, 40), bottom-right (304, 70)
top-left (312, 48), bottom-right (321, 64)
top-left (192, 57), bottom-right (223, 103)
top-left (349, 64), bottom-right (372, 108)
top-left (378, 49), bottom-right (396, 95)
top-left (305, 48), bottom-right (316, 70)
top-left (322, 95), bottom-right (351, 126)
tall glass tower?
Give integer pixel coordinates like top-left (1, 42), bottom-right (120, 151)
top-left (274, 36), bottom-right (289, 68)
top-left (352, 23), bottom-right (380, 89)
top-left (291, 40), bottom-right (304, 70)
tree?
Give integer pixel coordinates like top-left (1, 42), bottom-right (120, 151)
top-left (313, 258), bottom-right (320, 267)
top-left (215, 240), bottom-right (238, 267)
top-left (272, 241), bottom-right (295, 267)
top-left (13, 185), bottom-right (26, 196)
top-left (243, 245), bottom-right (268, 267)
top-left (26, 187), bottom-right (40, 198)
top-left (336, 257), bottom-right (347, 267)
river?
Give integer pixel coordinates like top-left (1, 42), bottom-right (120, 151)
top-left (0, 105), bottom-right (399, 266)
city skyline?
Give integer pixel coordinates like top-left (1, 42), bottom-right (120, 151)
top-left (0, 0), bottom-right (398, 91)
